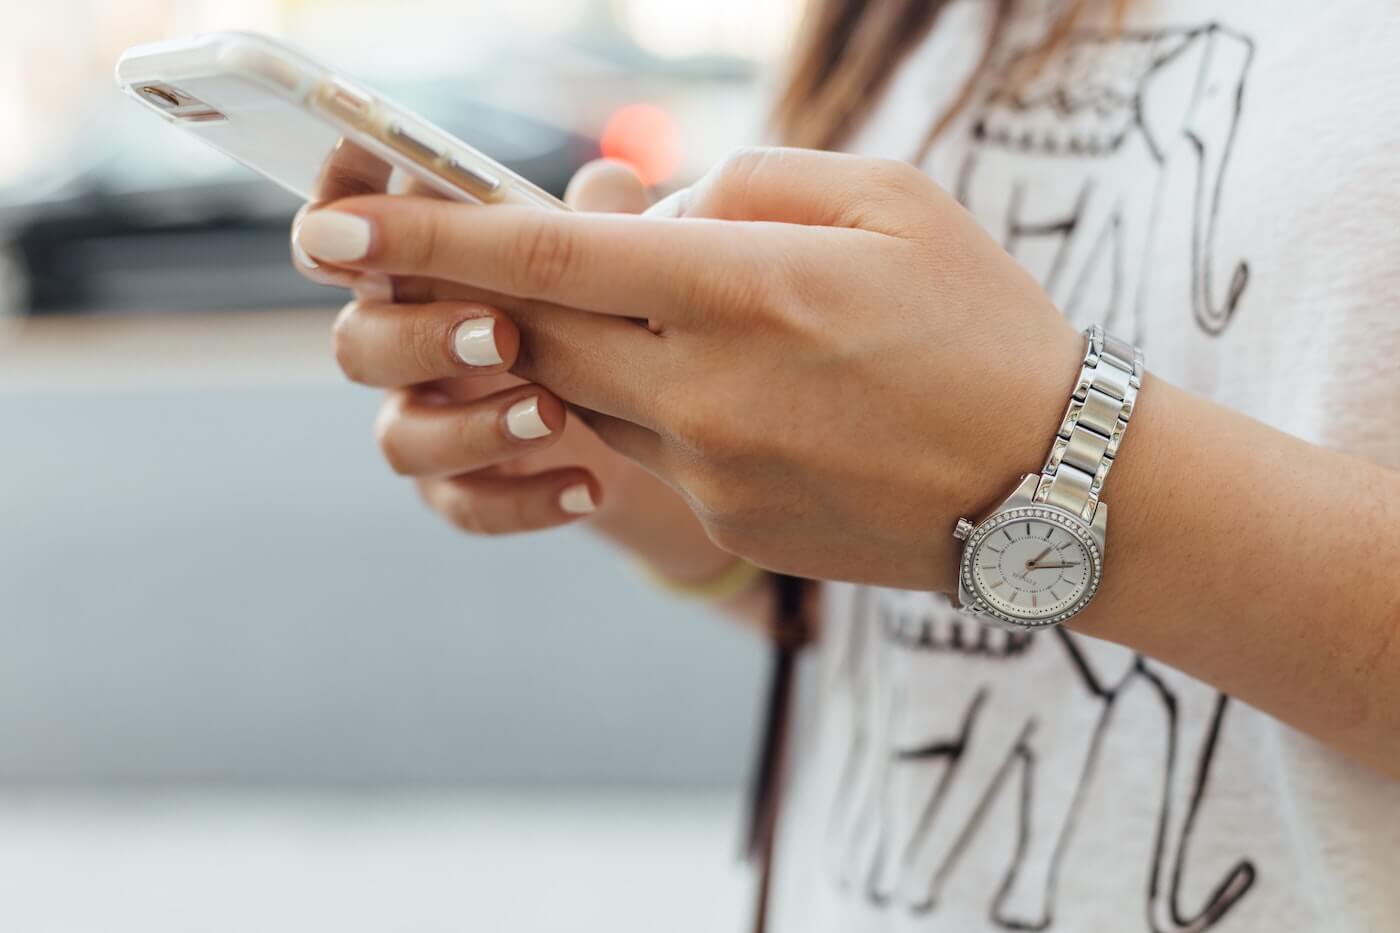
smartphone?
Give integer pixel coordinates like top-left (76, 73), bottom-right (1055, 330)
top-left (115, 31), bottom-right (567, 211)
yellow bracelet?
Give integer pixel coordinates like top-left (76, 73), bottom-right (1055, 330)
top-left (642, 556), bottom-right (767, 602)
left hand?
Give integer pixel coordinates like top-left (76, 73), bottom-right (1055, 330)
top-left (295, 147), bottom-right (1087, 590)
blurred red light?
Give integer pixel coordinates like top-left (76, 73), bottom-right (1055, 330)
top-left (599, 103), bottom-right (682, 187)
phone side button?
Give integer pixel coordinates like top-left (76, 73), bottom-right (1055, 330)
top-left (314, 79), bottom-right (371, 123)
top-left (443, 158), bottom-right (503, 201)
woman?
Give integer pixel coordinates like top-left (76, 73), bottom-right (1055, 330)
top-left (292, 1), bottom-right (1400, 929)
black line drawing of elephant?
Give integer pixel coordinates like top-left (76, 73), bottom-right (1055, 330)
top-left (823, 588), bottom-right (1255, 932)
top-left (953, 24), bottom-right (1254, 339)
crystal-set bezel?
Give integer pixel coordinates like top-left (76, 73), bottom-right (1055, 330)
top-left (959, 505), bottom-right (1103, 629)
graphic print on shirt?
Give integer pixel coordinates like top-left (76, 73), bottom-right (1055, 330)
top-left (825, 590), bottom-right (1257, 932)
top-left (954, 23), bottom-right (1254, 339)
top-left (821, 23), bottom-right (1260, 932)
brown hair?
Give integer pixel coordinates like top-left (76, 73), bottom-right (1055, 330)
top-left (772, 0), bottom-right (1128, 160)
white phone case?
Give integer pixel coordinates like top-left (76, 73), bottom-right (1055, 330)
top-left (116, 32), bottom-right (566, 210)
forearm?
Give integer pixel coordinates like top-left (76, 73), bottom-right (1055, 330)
top-left (1067, 376), bottom-right (1400, 777)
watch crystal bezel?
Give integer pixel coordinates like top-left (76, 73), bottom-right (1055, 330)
top-left (959, 506), bottom-right (1103, 628)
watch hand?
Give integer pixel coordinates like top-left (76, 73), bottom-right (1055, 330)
top-left (1028, 561), bottom-right (1081, 571)
top-left (1026, 546), bottom-right (1053, 568)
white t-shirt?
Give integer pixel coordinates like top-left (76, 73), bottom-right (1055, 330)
top-left (767, 3), bottom-right (1400, 931)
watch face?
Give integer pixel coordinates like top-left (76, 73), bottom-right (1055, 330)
top-left (961, 507), bottom-right (1102, 627)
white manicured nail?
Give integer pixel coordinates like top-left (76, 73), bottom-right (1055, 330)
top-left (559, 484), bottom-right (596, 515)
top-left (297, 210), bottom-right (372, 262)
top-left (505, 396), bottom-right (551, 440)
top-left (290, 224), bottom-right (319, 269)
top-left (453, 317), bottom-right (502, 366)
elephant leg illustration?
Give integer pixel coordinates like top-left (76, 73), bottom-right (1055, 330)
top-left (1043, 178), bottom-right (1121, 327)
top-left (1136, 662), bottom-right (1256, 933)
top-left (896, 687), bottom-right (1028, 913)
top-left (989, 690), bottom-right (1119, 930)
top-left (861, 685), bottom-right (982, 906)
top-left (1104, 170), bottom-right (1158, 340)
top-left (827, 621), bottom-right (888, 889)
top-left (829, 706), bottom-right (878, 889)
top-left (1140, 25), bottom-right (1254, 334)
top-left (893, 678), bottom-right (1110, 920)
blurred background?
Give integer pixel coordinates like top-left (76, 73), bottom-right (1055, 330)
top-left (0, 1), bottom-right (804, 930)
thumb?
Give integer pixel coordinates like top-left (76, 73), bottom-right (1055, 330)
top-left (564, 159), bottom-right (650, 214)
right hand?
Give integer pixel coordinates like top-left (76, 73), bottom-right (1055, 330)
top-left (293, 157), bottom-right (661, 534)
top-left (291, 151), bottom-right (771, 609)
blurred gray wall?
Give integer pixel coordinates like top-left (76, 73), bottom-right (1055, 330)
top-left (0, 345), bottom-right (765, 787)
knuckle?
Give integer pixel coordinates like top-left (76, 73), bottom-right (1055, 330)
top-left (454, 406), bottom-right (498, 460)
top-left (735, 264), bottom-right (785, 318)
top-left (331, 304), bottom-right (367, 383)
top-left (712, 147), bottom-right (770, 196)
top-left (511, 219), bottom-right (575, 295)
top-left (867, 157), bottom-right (926, 194)
top-left (676, 254), bottom-right (777, 328)
top-left (447, 494), bottom-right (486, 535)
top-left (503, 491), bottom-right (533, 534)
top-left (406, 206), bottom-right (446, 273)
top-left (830, 158), bottom-right (933, 232)
top-left (398, 311), bottom-right (443, 378)
top-left (768, 265), bottom-right (829, 340)
top-left (378, 436), bottom-right (412, 477)
top-left (374, 405), bottom-right (412, 476)
top-left (858, 159), bottom-right (939, 229)
top-left (470, 505), bottom-right (513, 536)
top-left (443, 487), bottom-right (528, 537)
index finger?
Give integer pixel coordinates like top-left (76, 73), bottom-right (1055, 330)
top-left (294, 195), bottom-right (776, 323)
top-left (292, 140), bottom-right (398, 288)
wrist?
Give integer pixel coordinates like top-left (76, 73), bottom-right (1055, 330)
top-left (931, 324), bottom-right (1087, 593)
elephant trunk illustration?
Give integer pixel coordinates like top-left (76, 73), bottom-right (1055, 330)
top-left (1173, 26), bottom-right (1255, 334)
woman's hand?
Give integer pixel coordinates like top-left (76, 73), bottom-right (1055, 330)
top-left (292, 161), bottom-right (746, 587)
top-left (292, 148), bottom-right (1400, 779)
top-left (294, 147), bottom-right (1087, 590)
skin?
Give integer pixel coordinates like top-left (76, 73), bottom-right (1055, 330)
top-left (296, 158), bottom-right (767, 606)
top-left (295, 147), bottom-right (1400, 779)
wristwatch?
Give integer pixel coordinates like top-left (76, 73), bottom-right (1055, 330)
top-left (952, 325), bottom-right (1143, 630)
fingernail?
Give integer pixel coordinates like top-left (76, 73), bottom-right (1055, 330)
top-left (505, 396), bottom-right (551, 440)
top-left (354, 273), bottom-right (394, 303)
top-left (559, 483), bottom-right (596, 515)
top-left (453, 316), bottom-right (503, 367)
top-left (291, 223), bottom-right (319, 270)
top-left (297, 210), bottom-right (372, 262)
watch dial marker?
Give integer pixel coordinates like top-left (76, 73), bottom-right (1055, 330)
top-left (970, 517), bottom-right (1094, 621)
